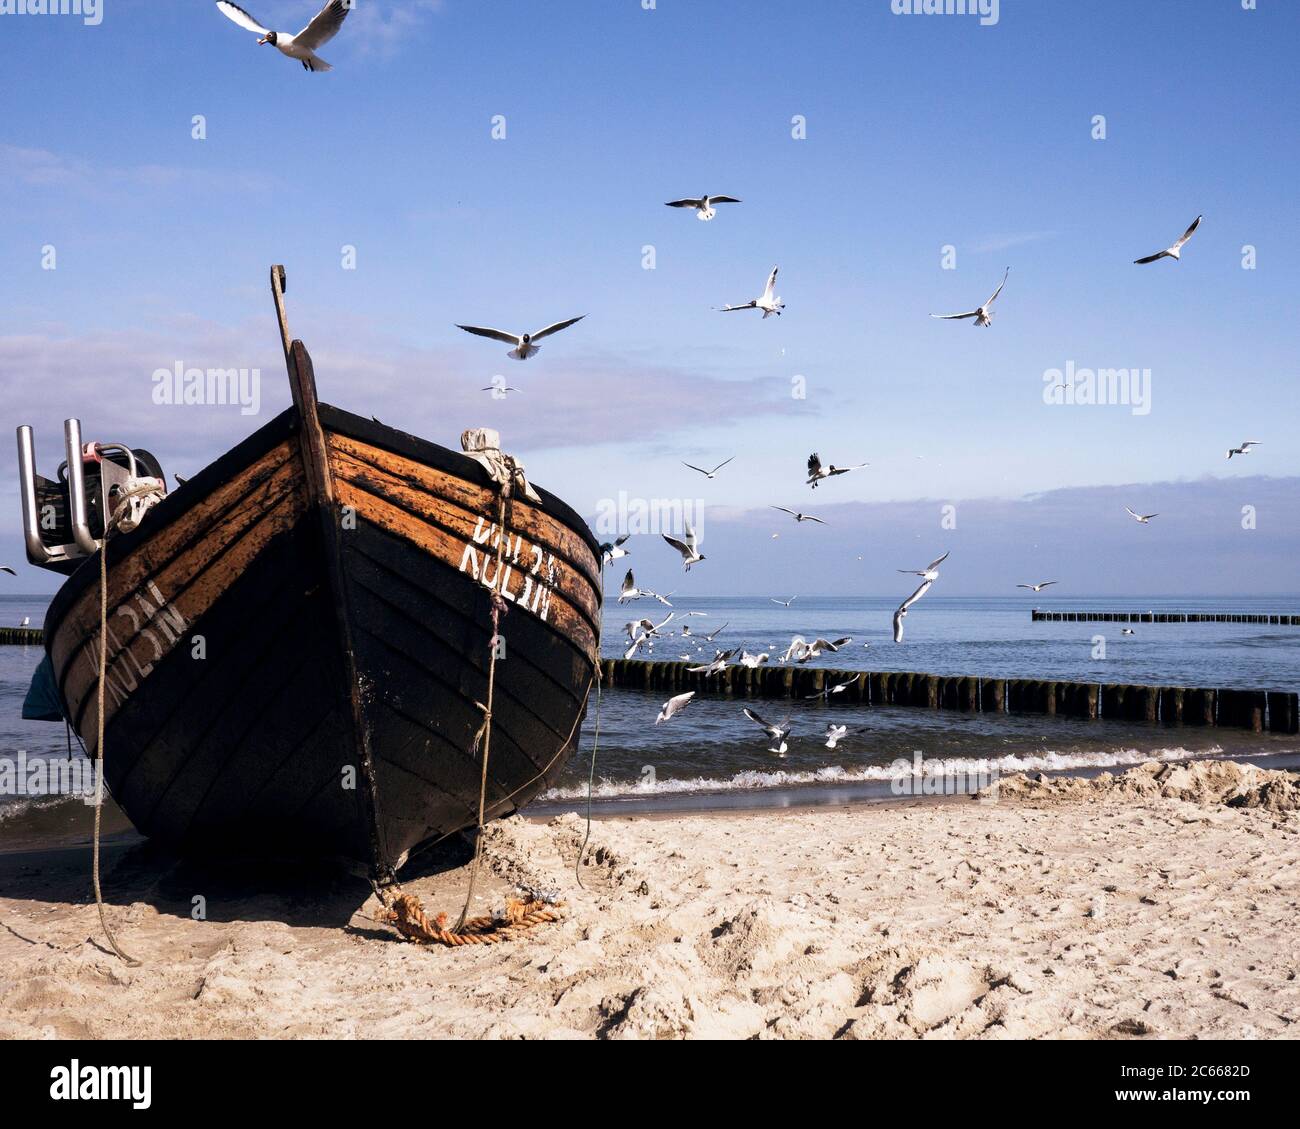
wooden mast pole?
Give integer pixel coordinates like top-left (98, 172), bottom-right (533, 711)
top-left (269, 265), bottom-right (395, 888)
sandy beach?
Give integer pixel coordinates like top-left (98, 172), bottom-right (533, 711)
top-left (1, 759), bottom-right (1297, 1040)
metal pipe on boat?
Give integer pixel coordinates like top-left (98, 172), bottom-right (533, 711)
top-left (16, 426), bottom-right (54, 566)
top-left (65, 418), bottom-right (100, 555)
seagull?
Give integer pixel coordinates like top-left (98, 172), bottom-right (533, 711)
top-left (664, 194), bottom-right (742, 221)
top-left (805, 676), bottom-right (859, 702)
top-left (662, 522), bottom-right (705, 570)
top-left (700, 621), bottom-right (729, 643)
top-left (481, 385), bottom-right (523, 396)
top-left (624, 613), bottom-right (675, 658)
top-left (897, 550), bottom-right (950, 582)
top-left (892, 579), bottom-right (933, 644)
top-left (1226, 441), bottom-right (1261, 459)
top-left (780, 635), bottom-right (851, 664)
top-left (688, 648), bottom-right (737, 676)
top-left (599, 534), bottom-right (631, 564)
top-left (806, 452), bottom-right (867, 489)
top-left (618, 569), bottom-right (672, 606)
top-left (719, 266), bottom-right (784, 318)
top-left (682, 456), bottom-right (734, 479)
top-left (1121, 628), bottom-right (1136, 636)
top-left (1125, 507), bottom-right (1158, 524)
top-left (456, 316), bottom-right (585, 361)
top-left (738, 650), bottom-right (769, 668)
top-left (771, 507), bottom-right (826, 524)
top-left (19, 616), bottom-right (31, 628)
top-left (656, 691), bottom-right (695, 725)
top-left (770, 596), bottom-right (798, 608)
top-left (743, 708), bottom-right (791, 756)
top-left (215, 0), bottom-right (350, 72)
top-left (931, 268), bottom-right (1009, 327)
top-left (824, 724), bottom-right (848, 750)
top-left (1016, 581), bottom-right (1058, 592)
top-left (1133, 215), bottom-right (1202, 265)
top-left (0, 566), bottom-right (16, 576)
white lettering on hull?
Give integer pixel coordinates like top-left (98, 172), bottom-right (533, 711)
top-left (459, 517), bottom-right (558, 621)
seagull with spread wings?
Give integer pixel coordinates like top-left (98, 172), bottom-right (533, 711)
top-left (216, 0), bottom-right (350, 72)
top-left (931, 268), bottom-right (1010, 328)
top-left (719, 266), bottom-right (783, 317)
top-left (806, 452), bottom-right (867, 488)
top-left (1134, 215), bottom-right (1202, 264)
top-left (1016, 581), bottom-right (1058, 592)
top-left (743, 708), bottom-right (792, 756)
top-left (456, 316), bottom-right (585, 361)
top-left (618, 569), bottom-right (672, 606)
top-left (1226, 440), bottom-right (1261, 459)
top-left (1125, 507), bottom-right (1159, 524)
top-left (771, 507), bottom-right (826, 524)
top-left (662, 522), bottom-right (705, 570)
top-left (656, 692), bottom-right (695, 725)
top-left (682, 456), bottom-right (734, 479)
top-left (664, 194), bottom-right (742, 221)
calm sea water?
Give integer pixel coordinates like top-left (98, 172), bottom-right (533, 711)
top-left (3, 593), bottom-right (1299, 839)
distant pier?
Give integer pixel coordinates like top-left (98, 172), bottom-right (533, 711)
top-left (1031, 610), bottom-right (1299, 625)
top-left (0, 627), bottom-right (42, 645)
top-left (601, 658), bottom-right (1299, 735)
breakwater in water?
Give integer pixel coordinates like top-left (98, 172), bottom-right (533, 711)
top-left (600, 658), bottom-right (1298, 734)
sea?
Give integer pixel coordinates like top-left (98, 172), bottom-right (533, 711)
top-left (3, 593), bottom-right (1300, 844)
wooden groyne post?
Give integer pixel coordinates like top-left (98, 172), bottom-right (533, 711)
top-left (600, 658), bottom-right (1299, 734)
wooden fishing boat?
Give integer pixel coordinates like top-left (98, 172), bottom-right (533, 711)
top-left (24, 268), bottom-right (602, 882)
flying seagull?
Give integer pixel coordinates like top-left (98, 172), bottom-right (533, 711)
top-left (743, 708), bottom-right (791, 756)
top-left (688, 648), bottom-right (737, 676)
top-left (481, 384), bottom-right (522, 396)
top-left (599, 534), bottom-right (631, 564)
top-left (770, 596), bottom-right (798, 607)
top-left (892, 580), bottom-right (932, 644)
top-left (700, 621), bottom-right (729, 643)
top-left (771, 507), bottom-right (826, 524)
top-left (1134, 215), bottom-right (1202, 264)
top-left (625, 612), bottom-right (675, 659)
top-left (1226, 440), bottom-right (1261, 459)
top-left (618, 569), bottom-right (672, 606)
top-left (897, 550), bottom-right (950, 582)
top-left (682, 456), bottom-right (735, 479)
top-left (216, 0), bottom-right (350, 72)
top-left (1125, 507), bottom-right (1158, 524)
top-left (663, 522), bottom-right (705, 570)
top-left (806, 452), bottom-right (867, 489)
top-left (664, 194), bottom-right (742, 221)
top-left (805, 676), bottom-right (859, 702)
top-left (780, 635), bottom-right (851, 664)
top-left (824, 724), bottom-right (848, 750)
top-left (1016, 581), bottom-right (1058, 592)
top-left (931, 268), bottom-right (1009, 327)
top-left (0, 566), bottom-right (16, 576)
top-left (456, 316), bottom-right (585, 361)
top-left (719, 266), bottom-right (784, 318)
top-left (656, 691), bottom-right (695, 725)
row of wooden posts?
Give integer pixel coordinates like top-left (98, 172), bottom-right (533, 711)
top-left (0, 627), bottom-right (42, 646)
top-left (599, 658), bottom-right (1299, 734)
top-left (1031, 610), bottom-right (1300, 625)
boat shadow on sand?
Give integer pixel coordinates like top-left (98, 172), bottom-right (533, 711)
top-left (0, 831), bottom-right (477, 939)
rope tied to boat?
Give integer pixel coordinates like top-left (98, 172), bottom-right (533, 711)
top-left (91, 478), bottom-right (166, 966)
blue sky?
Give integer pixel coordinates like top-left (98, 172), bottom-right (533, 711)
top-left (1, 0), bottom-right (1297, 596)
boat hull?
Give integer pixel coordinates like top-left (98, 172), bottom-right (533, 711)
top-left (44, 403), bottom-right (602, 874)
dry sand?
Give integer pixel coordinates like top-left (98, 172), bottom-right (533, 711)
top-left (1, 759), bottom-right (1298, 1039)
